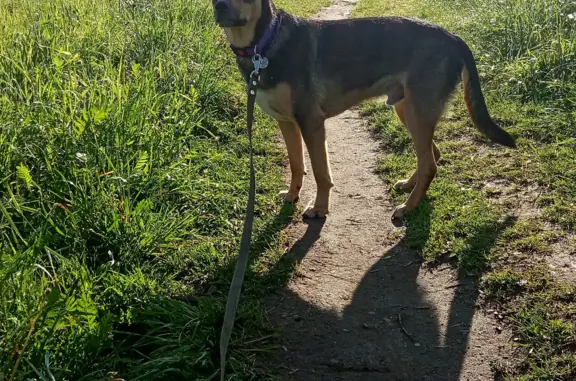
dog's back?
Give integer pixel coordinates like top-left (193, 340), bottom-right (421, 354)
top-left (286, 13), bottom-right (515, 148)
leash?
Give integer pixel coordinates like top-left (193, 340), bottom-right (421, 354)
top-left (219, 54), bottom-right (268, 381)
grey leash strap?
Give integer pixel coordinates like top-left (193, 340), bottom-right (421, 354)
top-left (220, 55), bottom-right (267, 381)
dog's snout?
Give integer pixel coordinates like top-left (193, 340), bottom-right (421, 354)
top-left (214, 0), bottom-right (229, 11)
top-left (213, 0), bottom-right (240, 27)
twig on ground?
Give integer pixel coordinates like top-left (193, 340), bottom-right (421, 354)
top-left (444, 282), bottom-right (471, 289)
top-left (398, 314), bottom-right (414, 342)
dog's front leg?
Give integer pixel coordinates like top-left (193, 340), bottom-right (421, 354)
top-left (301, 118), bottom-right (333, 218)
top-left (278, 121), bottom-right (306, 203)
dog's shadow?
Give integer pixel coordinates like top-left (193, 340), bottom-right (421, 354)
top-left (259, 201), bottom-right (515, 380)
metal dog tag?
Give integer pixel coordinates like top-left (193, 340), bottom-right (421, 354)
top-left (252, 54), bottom-right (269, 74)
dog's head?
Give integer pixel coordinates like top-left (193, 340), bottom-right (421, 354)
top-left (211, 0), bottom-right (262, 28)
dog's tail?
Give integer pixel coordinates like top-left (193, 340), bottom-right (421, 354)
top-left (458, 39), bottom-right (516, 148)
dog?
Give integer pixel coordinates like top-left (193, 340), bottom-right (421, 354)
top-left (211, 0), bottom-right (516, 220)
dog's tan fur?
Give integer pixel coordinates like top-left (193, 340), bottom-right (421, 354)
top-left (278, 121), bottom-right (305, 202)
top-left (255, 82), bottom-right (294, 122)
top-left (212, 0), bottom-right (516, 220)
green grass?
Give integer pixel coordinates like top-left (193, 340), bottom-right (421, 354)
top-left (275, 0), bottom-right (332, 16)
top-left (0, 0), bottom-right (325, 379)
top-left (354, 0), bottom-right (576, 379)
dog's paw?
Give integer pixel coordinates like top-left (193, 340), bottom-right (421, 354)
top-left (303, 206), bottom-right (328, 219)
top-left (391, 204), bottom-right (408, 220)
top-left (393, 179), bottom-right (415, 191)
top-left (278, 189), bottom-right (300, 203)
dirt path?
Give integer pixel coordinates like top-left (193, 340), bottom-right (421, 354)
top-left (265, 1), bottom-right (512, 380)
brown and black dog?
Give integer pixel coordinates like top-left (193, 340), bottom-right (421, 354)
top-left (211, 0), bottom-right (516, 220)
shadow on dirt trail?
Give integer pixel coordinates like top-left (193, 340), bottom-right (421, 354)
top-left (265, 210), bottom-right (516, 381)
top-left (249, 4), bottom-right (515, 376)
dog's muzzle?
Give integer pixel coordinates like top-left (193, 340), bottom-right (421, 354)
top-left (214, 0), bottom-right (246, 27)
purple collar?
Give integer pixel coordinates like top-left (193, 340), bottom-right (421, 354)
top-left (230, 16), bottom-right (281, 58)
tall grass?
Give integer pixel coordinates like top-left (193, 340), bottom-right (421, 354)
top-left (464, 0), bottom-right (576, 110)
top-left (0, 0), bottom-right (285, 379)
top-left (458, 0), bottom-right (576, 227)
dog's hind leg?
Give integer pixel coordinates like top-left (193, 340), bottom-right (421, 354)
top-left (392, 90), bottom-right (444, 220)
top-left (393, 100), bottom-right (441, 192)
top-left (278, 121), bottom-right (306, 203)
top-left (300, 118), bottom-right (333, 218)
top-left (391, 58), bottom-right (461, 219)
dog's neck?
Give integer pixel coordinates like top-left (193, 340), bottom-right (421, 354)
top-left (223, 0), bottom-right (276, 48)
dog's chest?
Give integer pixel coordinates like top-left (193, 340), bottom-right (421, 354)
top-left (255, 82), bottom-right (294, 122)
